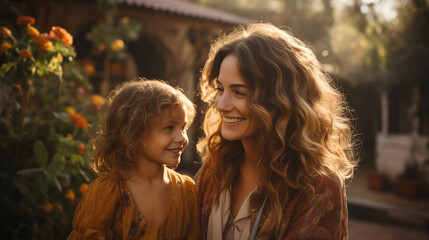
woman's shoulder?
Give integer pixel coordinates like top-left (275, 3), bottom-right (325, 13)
top-left (193, 163), bottom-right (211, 185)
top-left (293, 173), bottom-right (345, 207)
top-left (313, 173), bottom-right (344, 194)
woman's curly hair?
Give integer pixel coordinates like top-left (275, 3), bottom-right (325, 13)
top-left (91, 78), bottom-right (195, 178)
top-left (197, 23), bottom-right (358, 234)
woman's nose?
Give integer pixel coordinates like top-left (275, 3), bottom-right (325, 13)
top-left (215, 93), bottom-right (232, 112)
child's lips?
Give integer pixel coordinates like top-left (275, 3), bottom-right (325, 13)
top-left (167, 147), bottom-right (183, 155)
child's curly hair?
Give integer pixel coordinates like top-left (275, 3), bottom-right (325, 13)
top-left (91, 78), bottom-right (195, 178)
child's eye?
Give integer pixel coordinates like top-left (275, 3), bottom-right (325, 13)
top-left (164, 126), bottom-right (174, 131)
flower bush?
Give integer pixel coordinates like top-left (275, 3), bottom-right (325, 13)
top-left (0, 17), bottom-right (104, 239)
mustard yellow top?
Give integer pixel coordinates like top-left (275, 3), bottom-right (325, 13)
top-left (67, 168), bottom-right (200, 240)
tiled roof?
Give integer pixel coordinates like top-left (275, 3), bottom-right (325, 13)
top-left (121, 0), bottom-right (251, 25)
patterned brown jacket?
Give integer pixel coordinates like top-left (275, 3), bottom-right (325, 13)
top-left (195, 165), bottom-right (348, 240)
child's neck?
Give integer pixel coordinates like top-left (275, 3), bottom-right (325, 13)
top-left (128, 164), bottom-right (169, 185)
top-left (125, 164), bottom-right (171, 227)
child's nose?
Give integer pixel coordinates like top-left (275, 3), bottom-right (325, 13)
top-left (176, 130), bottom-right (187, 143)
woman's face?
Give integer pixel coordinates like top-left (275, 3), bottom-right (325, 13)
top-left (214, 54), bottom-right (261, 143)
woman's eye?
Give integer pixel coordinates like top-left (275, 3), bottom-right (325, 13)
top-left (235, 91), bottom-right (247, 96)
top-left (164, 126), bottom-right (174, 131)
top-left (215, 87), bottom-right (224, 92)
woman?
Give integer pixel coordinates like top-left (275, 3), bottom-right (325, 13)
top-left (195, 23), bottom-right (357, 239)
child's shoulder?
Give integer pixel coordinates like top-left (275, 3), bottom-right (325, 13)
top-left (167, 168), bottom-right (195, 187)
top-left (90, 173), bottom-right (120, 187)
top-left (85, 173), bottom-right (122, 198)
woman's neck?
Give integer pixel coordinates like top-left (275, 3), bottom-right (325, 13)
top-left (240, 138), bottom-right (261, 183)
top-left (241, 138), bottom-right (260, 166)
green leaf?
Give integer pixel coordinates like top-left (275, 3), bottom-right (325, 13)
top-left (17, 168), bottom-right (44, 177)
top-left (44, 171), bottom-right (62, 192)
top-left (68, 63), bottom-right (86, 81)
top-left (37, 177), bottom-right (48, 194)
top-left (53, 112), bottom-right (71, 123)
top-left (57, 173), bottom-right (71, 185)
top-left (47, 153), bottom-right (65, 174)
top-left (70, 154), bottom-right (84, 166)
top-left (77, 165), bottom-right (90, 182)
top-left (0, 63), bottom-right (13, 77)
top-left (52, 176), bottom-right (62, 193)
top-left (33, 141), bottom-right (48, 168)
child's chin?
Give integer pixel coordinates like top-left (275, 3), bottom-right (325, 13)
top-left (167, 159), bottom-right (180, 167)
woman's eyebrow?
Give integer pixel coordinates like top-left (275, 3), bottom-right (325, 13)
top-left (216, 79), bottom-right (248, 88)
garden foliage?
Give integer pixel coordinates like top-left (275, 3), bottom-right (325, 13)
top-left (0, 16), bottom-right (104, 239)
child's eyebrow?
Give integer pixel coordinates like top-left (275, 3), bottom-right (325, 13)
top-left (162, 119), bottom-right (188, 125)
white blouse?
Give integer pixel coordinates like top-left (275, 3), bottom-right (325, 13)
top-left (207, 187), bottom-right (256, 240)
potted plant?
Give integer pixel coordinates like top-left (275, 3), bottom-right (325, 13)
top-left (367, 171), bottom-right (389, 191)
top-left (396, 158), bottom-right (424, 198)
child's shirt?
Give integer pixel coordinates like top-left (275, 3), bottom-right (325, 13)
top-left (67, 168), bottom-right (199, 240)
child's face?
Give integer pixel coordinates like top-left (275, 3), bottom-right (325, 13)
top-left (214, 54), bottom-right (261, 143)
top-left (137, 105), bottom-right (190, 167)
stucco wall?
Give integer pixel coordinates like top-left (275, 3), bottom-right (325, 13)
top-left (376, 133), bottom-right (429, 181)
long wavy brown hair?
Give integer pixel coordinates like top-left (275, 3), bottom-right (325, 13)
top-left (91, 78), bottom-right (195, 178)
top-left (197, 23), bottom-right (358, 234)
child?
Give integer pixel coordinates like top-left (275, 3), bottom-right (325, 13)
top-left (67, 79), bottom-right (199, 239)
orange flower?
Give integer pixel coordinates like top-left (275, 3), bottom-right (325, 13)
top-left (33, 34), bottom-right (53, 51)
top-left (80, 183), bottom-right (89, 194)
top-left (84, 64), bottom-right (95, 75)
top-left (67, 133), bottom-right (73, 139)
top-left (97, 43), bottom-right (106, 51)
top-left (12, 84), bottom-right (22, 92)
top-left (65, 106), bottom-right (76, 117)
top-left (50, 26), bottom-right (73, 46)
top-left (0, 41), bottom-right (12, 52)
top-left (77, 144), bottom-right (86, 155)
top-left (0, 26), bottom-right (12, 38)
top-left (110, 39), bottom-right (124, 52)
top-left (43, 202), bottom-right (53, 212)
top-left (71, 113), bottom-right (88, 129)
top-left (65, 189), bottom-right (75, 201)
top-left (19, 49), bottom-right (32, 58)
top-left (121, 17), bottom-right (130, 23)
top-left (56, 203), bottom-right (63, 213)
top-left (26, 25), bottom-right (39, 38)
top-left (17, 16), bottom-right (35, 26)
top-left (92, 94), bottom-right (104, 108)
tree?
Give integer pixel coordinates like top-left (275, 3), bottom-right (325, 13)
top-left (187, 0), bottom-right (335, 62)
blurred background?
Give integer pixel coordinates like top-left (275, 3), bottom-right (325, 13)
top-left (0, 0), bottom-right (428, 239)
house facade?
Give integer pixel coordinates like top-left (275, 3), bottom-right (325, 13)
top-left (28, 0), bottom-right (251, 173)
